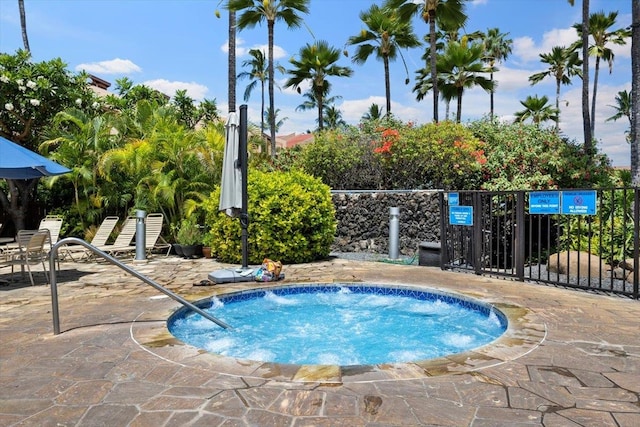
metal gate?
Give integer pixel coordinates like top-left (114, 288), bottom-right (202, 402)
top-left (440, 189), bottom-right (640, 299)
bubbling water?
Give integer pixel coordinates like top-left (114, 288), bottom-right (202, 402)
top-left (168, 285), bottom-right (507, 366)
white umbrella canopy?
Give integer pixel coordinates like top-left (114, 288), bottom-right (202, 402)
top-left (219, 112), bottom-right (242, 217)
top-left (0, 136), bottom-right (71, 179)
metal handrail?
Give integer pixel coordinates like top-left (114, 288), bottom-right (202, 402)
top-left (48, 237), bottom-right (231, 334)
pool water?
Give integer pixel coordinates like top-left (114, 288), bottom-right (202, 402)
top-left (168, 284), bottom-right (507, 366)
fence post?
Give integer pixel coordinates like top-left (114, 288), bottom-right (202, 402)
top-left (439, 191), bottom-right (447, 269)
top-left (473, 192), bottom-right (482, 275)
top-left (634, 188), bottom-right (639, 299)
top-left (515, 191), bottom-right (525, 281)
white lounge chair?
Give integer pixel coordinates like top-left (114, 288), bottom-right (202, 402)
top-left (63, 216), bottom-right (119, 261)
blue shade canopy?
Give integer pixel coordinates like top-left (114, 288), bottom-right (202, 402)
top-left (0, 136), bottom-right (71, 179)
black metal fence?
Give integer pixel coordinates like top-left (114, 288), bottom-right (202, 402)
top-left (440, 189), bottom-right (640, 299)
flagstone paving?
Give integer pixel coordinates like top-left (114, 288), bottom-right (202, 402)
top-left (1, 254), bottom-right (639, 426)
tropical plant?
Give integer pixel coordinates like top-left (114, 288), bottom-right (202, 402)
top-left (431, 39), bottom-right (494, 123)
top-left (40, 108), bottom-right (116, 231)
top-left (573, 10), bottom-right (630, 137)
top-left (171, 89), bottom-right (219, 129)
top-left (0, 49), bottom-right (95, 230)
top-left (529, 46), bottom-right (582, 131)
top-left (346, 3), bottom-right (420, 116)
top-left (238, 48), bottom-right (268, 135)
top-left (174, 216), bottom-right (204, 245)
top-left (482, 27), bottom-right (513, 119)
top-left (384, 0), bottom-right (468, 122)
top-left (361, 103), bottom-right (383, 121)
top-left (514, 95), bottom-right (559, 127)
top-left (284, 40), bottom-right (353, 130)
top-left (264, 107), bottom-right (287, 134)
top-left (205, 169), bottom-right (336, 264)
top-left (323, 105), bottom-right (347, 129)
top-left (606, 89), bottom-right (632, 142)
top-left (227, 0), bottom-right (310, 157)
top-left (295, 89), bottom-right (341, 116)
top-left (469, 118), bottom-right (611, 191)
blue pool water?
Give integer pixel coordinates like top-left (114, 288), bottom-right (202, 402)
top-left (168, 284), bottom-right (507, 366)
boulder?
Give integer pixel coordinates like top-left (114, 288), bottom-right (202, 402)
top-left (547, 251), bottom-right (610, 278)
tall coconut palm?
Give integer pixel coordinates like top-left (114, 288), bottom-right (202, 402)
top-left (384, 0), bottom-right (468, 123)
top-left (573, 11), bottom-right (631, 137)
top-left (284, 40), bottom-right (353, 130)
top-left (606, 90), bottom-right (632, 127)
top-left (18, 0), bottom-right (30, 52)
top-left (346, 3), bottom-right (420, 116)
top-left (229, 10), bottom-right (237, 112)
top-left (438, 40), bottom-right (493, 123)
top-left (295, 90), bottom-right (341, 116)
top-left (567, 0), bottom-right (592, 154)
top-left (514, 95), bottom-right (559, 127)
top-left (529, 46), bottom-right (582, 131)
top-left (227, 0), bottom-right (310, 157)
top-left (631, 0), bottom-right (640, 185)
top-left (238, 48), bottom-right (268, 135)
top-left (482, 27), bottom-right (513, 119)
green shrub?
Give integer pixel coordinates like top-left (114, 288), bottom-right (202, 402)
top-left (174, 216), bottom-right (204, 245)
top-left (468, 118), bottom-right (612, 190)
top-left (204, 169), bottom-right (336, 264)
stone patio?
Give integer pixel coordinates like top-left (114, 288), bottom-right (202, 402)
top-left (1, 255), bottom-right (639, 426)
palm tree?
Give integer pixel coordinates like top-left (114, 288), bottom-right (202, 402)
top-left (284, 40), bottom-right (353, 130)
top-left (361, 103), bottom-right (384, 121)
top-left (514, 95), bottom-right (559, 127)
top-left (482, 27), bottom-right (512, 119)
top-left (573, 11), bottom-right (631, 137)
top-left (567, 0), bottom-right (592, 155)
top-left (346, 4), bottom-right (420, 116)
top-left (227, 0), bottom-right (310, 157)
top-left (418, 40), bottom-right (493, 123)
top-left (18, 0), bottom-right (30, 52)
top-left (384, 0), bottom-right (468, 123)
top-left (606, 89), bottom-right (631, 127)
top-left (229, 9), bottom-right (237, 112)
top-left (238, 48), bottom-right (268, 135)
top-left (529, 46), bottom-right (582, 131)
top-left (295, 90), bottom-right (341, 116)
top-left (264, 107), bottom-right (287, 134)
top-left (632, 0), bottom-right (640, 185)
top-left (323, 105), bottom-right (347, 129)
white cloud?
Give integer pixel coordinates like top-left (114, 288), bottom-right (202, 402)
top-left (143, 79), bottom-right (209, 100)
top-left (75, 58), bottom-right (142, 74)
top-left (222, 39), bottom-right (287, 60)
top-left (513, 27), bottom-right (578, 64)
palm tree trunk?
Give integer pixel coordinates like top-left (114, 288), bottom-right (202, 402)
top-left (489, 71), bottom-right (494, 119)
top-left (317, 86), bottom-right (324, 130)
top-left (555, 81), bottom-right (561, 132)
top-left (456, 88), bottom-right (463, 123)
top-left (591, 55), bottom-right (600, 137)
top-left (581, 0), bottom-right (592, 155)
top-left (260, 79), bottom-right (265, 138)
top-left (384, 56), bottom-right (392, 116)
top-left (429, 12), bottom-right (439, 123)
top-left (19, 0), bottom-right (30, 52)
top-left (631, 0), bottom-right (640, 185)
top-left (268, 20), bottom-right (276, 157)
top-left (228, 11), bottom-right (237, 113)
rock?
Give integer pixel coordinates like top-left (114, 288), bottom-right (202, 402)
top-left (547, 251), bottom-right (610, 278)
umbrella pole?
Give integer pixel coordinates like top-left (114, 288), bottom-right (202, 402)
top-left (240, 104), bottom-right (249, 269)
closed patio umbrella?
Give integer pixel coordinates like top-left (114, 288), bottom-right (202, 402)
top-left (0, 136), bottom-right (71, 179)
top-left (219, 112), bottom-right (242, 216)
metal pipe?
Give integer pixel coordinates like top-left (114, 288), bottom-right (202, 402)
top-left (240, 104), bottom-right (249, 269)
top-left (135, 210), bottom-right (146, 261)
top-left (389, 207), bottom-right (400, 259)
top-left (49, 237), bottom-right (231, 335)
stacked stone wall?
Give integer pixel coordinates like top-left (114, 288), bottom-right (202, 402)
top-left (331, 190), bottom-right (441, 255)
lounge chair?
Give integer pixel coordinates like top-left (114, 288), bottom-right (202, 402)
top-left (145, 213), bottom-right (171, 256)
top-left (0, 229), bottom-right (50, 286)
top-left (94, 217), bottom-right (137, 255)
top-left (62, 216), bottom-right (119, 261)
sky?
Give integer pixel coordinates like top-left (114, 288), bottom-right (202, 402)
top-left (0, 0), bottom-right (633, 166)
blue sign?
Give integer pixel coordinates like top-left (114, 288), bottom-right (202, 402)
top-left (449, 206), bottom-right (473, 226)
top-left (448, 192), bottom-right (459, 206)
top-left (561, 190), bottom-right (597, 215)
top-left (529, 191), bottom-right (560, 214)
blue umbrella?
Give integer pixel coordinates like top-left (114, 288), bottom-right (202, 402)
top-left (0, 136), bottom-right (71, 179)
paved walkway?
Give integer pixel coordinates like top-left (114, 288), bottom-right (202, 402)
top-left (1, 254), bottom-right (639, 426)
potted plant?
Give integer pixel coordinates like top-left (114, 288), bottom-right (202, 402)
top-left (202, 232), bottom-right (213, 259)
top-left (174, 217), bottom-right (204, 258)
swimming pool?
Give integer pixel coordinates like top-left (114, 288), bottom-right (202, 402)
top-left (168, 283), bottom-right (508, 366)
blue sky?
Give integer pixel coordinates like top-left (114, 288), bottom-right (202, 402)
top-left (0, 0), bottom-right (633, 166)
